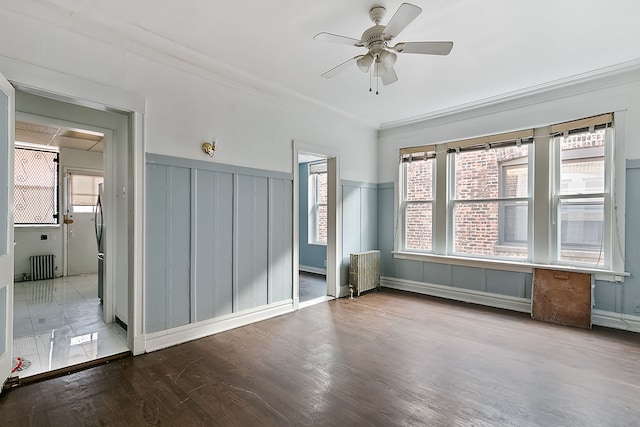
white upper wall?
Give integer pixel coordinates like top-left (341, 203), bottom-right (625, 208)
top-left (0, 7), bottom-right (378, 182)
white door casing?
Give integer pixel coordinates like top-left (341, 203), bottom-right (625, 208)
top-left (0, 72), bottom-right (15, 391)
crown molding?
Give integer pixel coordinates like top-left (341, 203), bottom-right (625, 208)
top-left (379, 58), bottom-right (640, 133)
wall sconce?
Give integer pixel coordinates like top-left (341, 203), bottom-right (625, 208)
top-left (202, 140), bottom-right (216, 157)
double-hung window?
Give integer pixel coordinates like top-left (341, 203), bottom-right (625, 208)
top-left (308, 161), bottom-right (327, 245)
top-left (448, 132), bottom-right (532, 260)
top-left (400, 147), bottom-right (435, 252)
top-left (551, 114), bottom-right (612, 267)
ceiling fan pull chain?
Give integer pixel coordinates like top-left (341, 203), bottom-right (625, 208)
top-left (369, 66), bottom-right (372, 92)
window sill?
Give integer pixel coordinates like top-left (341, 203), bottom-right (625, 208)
top-left (307, 242), bottom-right (327, 247)
top-left (392, 251), bottom-right (629, 282)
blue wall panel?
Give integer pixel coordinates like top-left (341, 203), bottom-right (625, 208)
top-left (270, 178), bottom-right (293, 303)
top-left (451, 266), bottom-right (485, 292)
top-left (486, 269), bottom-right (527, 298)
top-left (236, 175), bottom-right (269, 311)
top-left (194, 170), bottom-right (234, 321)
top-left (0, 287), bottom-right (6, 355)
top-left (423, 262), bottom-right (452, 286)
top-left (360, 187), bottom-right (379, 251)
top-left (145, 155), bottom-right (294, 335)
top-left (145, 164), bottom-right (191, 333)
top-left (378, 185), bottom-right (395, 277)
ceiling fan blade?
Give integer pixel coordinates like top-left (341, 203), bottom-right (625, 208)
top-left (381, 67), bottom-right (398, 85)
top-left (313, 32), bottom-right (362, 47)
top-left (321, 56), bottom-right (360, 78)
top-left (383, 3), bottom-right (422, 39)
top-left (394, 41), bottom-right (454, 55)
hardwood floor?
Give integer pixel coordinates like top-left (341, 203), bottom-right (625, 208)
top-left (298, 271), bottom-right (326, 302)
top-left (2, 289), bottom-right (639, 426)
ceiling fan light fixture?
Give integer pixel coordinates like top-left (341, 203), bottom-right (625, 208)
top-left (372, 58), bottom-right (387, 77)
top-left (356, 53), bottom-right (374, 72)
top-left (379, 50), bottom-right (397, 68)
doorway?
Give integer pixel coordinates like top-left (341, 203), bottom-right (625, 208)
top-left (10, 92), bottom-right (131, 379)
top-left (295, 144), bottom-right (341, 308)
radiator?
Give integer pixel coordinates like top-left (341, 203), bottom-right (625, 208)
top-left (30, 254), bottom-right (55, 281)
top-left (349, 250), bottom-right (380, 297)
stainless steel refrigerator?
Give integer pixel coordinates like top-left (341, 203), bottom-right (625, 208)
top-left (95, 183), bottom-right (104, 303)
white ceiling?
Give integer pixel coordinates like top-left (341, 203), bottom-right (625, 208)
top-left (22, 0), bottom-right (640, 129)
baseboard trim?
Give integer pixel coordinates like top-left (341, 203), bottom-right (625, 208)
top-left (144, 301), bottom-right (294, 353)
top-left (381, 276), bottom-right (532, 313)
top-left (592, 309), bottom-right (640, 333)
top-left (299, 265), bottom-right (326, 275)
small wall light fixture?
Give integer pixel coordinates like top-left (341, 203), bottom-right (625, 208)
top-left (202, 139), bottom-right (216, 157)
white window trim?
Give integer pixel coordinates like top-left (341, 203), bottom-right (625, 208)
top-left (394, 112), bottom-right (628, 282)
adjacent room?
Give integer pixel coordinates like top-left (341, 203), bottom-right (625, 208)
top-left (1, 1), bottom-right (640, 425)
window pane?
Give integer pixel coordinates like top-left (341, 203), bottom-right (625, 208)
top-left (501, 202), bottom-right (528, 244)
top-left (317, 172), bottom-right (327, 205)
top-left (454, 145), bottom-right (528, 200)
top-left (453, 201), bottom-right (527, 259)
top-left (71, 174), bottom-right (103, 210)
top-left (405, 202), bottom-right (432, 251)
top-left (14, 148), bottom-right (58, 224)
top-left (560, 130), bottom-right (605, 194)
top-left (558, 197), bottom-right (604, 265)
top-left (406, 159), bottom-right (433, 201)
top-left (316, 204), bottom-right (327, 244)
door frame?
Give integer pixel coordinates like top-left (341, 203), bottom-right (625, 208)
top-left (0, 57), bottom-right (146, 355)
top-left (293, 140), bottom-right (342, 309)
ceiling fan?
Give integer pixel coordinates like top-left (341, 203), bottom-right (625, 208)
top-left (314, 3), bottom-right (453, 92)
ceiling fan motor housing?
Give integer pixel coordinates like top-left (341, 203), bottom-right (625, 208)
top-left (361, 25), bottom-right (387, 56)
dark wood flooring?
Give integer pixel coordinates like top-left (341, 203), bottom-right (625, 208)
top-left (2, 289), bottom-right (640, 426)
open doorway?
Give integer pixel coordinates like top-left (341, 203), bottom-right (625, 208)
top-left (295, 146), bottom-right (340, 308)
top-left (10, 93), bottom-right (130, 379)
top-left (298, 154), bottom-right (328, 305)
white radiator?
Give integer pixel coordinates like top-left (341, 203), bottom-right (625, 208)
top-left (349, 250), bottom-right (380, 297)
top-left (30, 254), bottom-right (55, 281)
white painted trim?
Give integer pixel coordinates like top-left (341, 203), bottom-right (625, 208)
top-left (381, 276), bottom-right (532, 313)
top-left (144, 301), bottom-right (294, 353)
top-left (0, 58), bottom-right (147, 356)
top-left (299, 265), bottom-right (326, 275)
top-left (591, 309), bottom-right (640, 333)
top-left (299, 295), bottom-right (334, 309)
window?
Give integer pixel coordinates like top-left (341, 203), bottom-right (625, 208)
top-left (69, 173), bottom-right (103, 213)
top-left (400, 148), bottom-right (435, 251)
top-left (308, 161), bottom-right (327, 244)
top-left (449, 138), bottom-right (531, 260)
top-left (398, 113), bottom-right (619, 271)
top-left (552, 121), bottom-right (610, 266)
top-left (14, 147), bottom-right (59, 225)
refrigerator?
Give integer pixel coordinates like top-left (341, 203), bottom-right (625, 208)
top-left (95, 183), bottom-right (105, 303)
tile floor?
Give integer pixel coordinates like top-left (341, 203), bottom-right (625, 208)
top-left (12, 274), bottom-right (128, 378)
